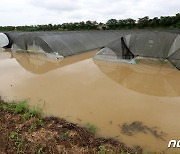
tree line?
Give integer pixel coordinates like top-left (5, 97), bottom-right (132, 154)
top-left (0, 13), bottom-right (179, 32)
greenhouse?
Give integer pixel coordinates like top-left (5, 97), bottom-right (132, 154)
top-left (11, 30), bottom-right (140, 56)
top-left (1, 30), bottom-right (180, 69)
top-left (0, 33), bottom-right (9, 48)
top-left (94, 31), bottom-right (180, 69)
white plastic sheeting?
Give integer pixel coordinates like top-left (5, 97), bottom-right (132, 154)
top-left (0, 33), bottom-right (9, 48)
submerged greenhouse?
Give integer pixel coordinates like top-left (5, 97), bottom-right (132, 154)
top-left (94, 31), bottom-right (180, 69)
top-left (0, 30), bottom-right (180, 69)
top-left (11, 30), bottom-right (139, 56)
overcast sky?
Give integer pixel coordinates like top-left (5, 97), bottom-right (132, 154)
top-left (0, 0), bottom-right (179, 26)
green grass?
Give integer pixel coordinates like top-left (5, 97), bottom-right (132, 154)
top-left (29, 120), bottom-right (45, 132)
top-left (14, 100), bottom-right (29, 113)
top-left (15, 137), bottom-right (24, 154)
top-left (22, 107), bottom-right (42, 120)
top-left (63, 131), bottom-right (70, 138)
top-left (85, 123), bottom-right (97, 134)
top-left (22, 112), bottom-right (31, 120)
top-left (0, 100), bottom-right (43, 121)
top-left (98, 145), bottom-right (107, 154)
top-left (22, 106), bottom-right (42, 120)
top-left (9, 131), bottom-right (25, 153)
top-left (37, 147), bottom-right (44, 154)
top-left (0, 100), bottom-right (29, 114)
top-left (28, 106), bottom-right (42, 117)
top-left (9, 131), bottom-right (18, 139)
top-left (0, 104), bottom-right (8, 111)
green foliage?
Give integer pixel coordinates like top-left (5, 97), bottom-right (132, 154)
top-left (36, 120), bottom-right (45, 127)
top-left (0, 101), bottom-right (28, 113)
top-left (85, 123), bottom-right (97, 134)
top-left (0, 100), bottom-right (43, 120)
top-left (0, 13), bottom-right (179, 31)
top-left (8, 102), bottom-right (16, 111)
top-left (9, 131), bottom-right (18, 139)
top-left (22, 112), bottom-right (31, 120)
top-left (9, 131), bottom-right (24, 153)
top-left (98, 145), bottom-right (107, 154)
top-left (21, 105), bottom-right (42, 120)
top-left (0, 104), bottom-right (8, 111)
top-left (137, 16), bottom-right (149, 28)
top-left (28, 106), bottom-right (42, 118)
top-left (63, 131), bottom-right (70, 138)
top-left (29, 123), bottom-right (37, 132)
top-left (29, 120), bottom-right (45, 132)
top-left (37, 147), bottom-right (44, 154)
top-left (15, 137), bottom-right (24, 154)
top-left (14, 100), bottom-right (29, 113)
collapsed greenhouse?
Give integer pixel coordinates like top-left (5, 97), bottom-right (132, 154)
top-left (94, 31), bottom-right (180, 69)
top-left (0, 30), bottom-right (180, 69)
top-left (10, 30), bottom-right (139, 56)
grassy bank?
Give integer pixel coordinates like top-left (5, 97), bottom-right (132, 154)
top-left (0, 98), bottom-right (142, 154)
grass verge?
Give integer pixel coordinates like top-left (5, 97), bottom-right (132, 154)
top-left (0, 99), bottom-right (143, 154)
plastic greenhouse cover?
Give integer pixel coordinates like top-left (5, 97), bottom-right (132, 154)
top-left (11, 30), bottom-right (146, 57)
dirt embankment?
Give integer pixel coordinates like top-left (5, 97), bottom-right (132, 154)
top-left (0, 98), bottom-right (142, 154)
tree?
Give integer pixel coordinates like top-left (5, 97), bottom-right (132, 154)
top-left (137, 16), bottom-right (150, 28)
top-left (149, 17), bottom-right (159, 28)
top-left (124, 18), bottom-right (136, 29)
top-left (106, 19), bottom-right (118, 29)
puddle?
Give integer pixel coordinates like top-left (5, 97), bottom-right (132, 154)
top-left (0, 50), bottom-right (180, 153)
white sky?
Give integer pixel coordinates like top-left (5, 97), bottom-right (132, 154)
top-left (0, 0), bottom-right (179, 26)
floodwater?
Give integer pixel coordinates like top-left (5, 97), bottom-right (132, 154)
top-left (0, 50), bottom-right (180, 153)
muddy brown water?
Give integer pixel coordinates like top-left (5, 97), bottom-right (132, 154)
top-left (0, 50), bottom-right (180, 153)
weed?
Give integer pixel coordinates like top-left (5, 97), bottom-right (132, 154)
top-left (15, 137), bottom-right (24, 154)
top-left (64, 131), bottom-right (70, 138)
top-left (9, 131), bottom-right (24, 153)
top-left (1, 104), bottom-right (8, 111)
top-left (29, 120), bottom-right (45, 132)
top-left (36, 120), bottom-right (45, 127)
top-left (22, 112), bottom-right (31, 120)
top-left (0, 100), bottom-right (43, 120)
top-left (28, 106), bottom-right (42, 118)
top-left (37, 147), bottom-right (44, 154)
top-left (98, 145), bottom-right (107, 154)
top-left (14, 100), bottom-right (29, 113)
top-left (9, 131), bottom-right (18, 139)
top-left (29, 123), bottom-right (37, 132)
top-left (0, 102), bottom-right (16, 112)
top-left (85, 123), bottom-right (97, 134)
top-left (21, 105), bottom-right (42, 120)
top-left (8, 102), bottom-right (16, 111)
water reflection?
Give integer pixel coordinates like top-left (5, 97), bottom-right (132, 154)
top-left (93, 59), bottom-right (180, 97)
top-left (1, 52), bottom-right (180, 152)
top-left (12, 50), bottom-right (98, 74)
top-left (0, 49), bottom-right (13, 60)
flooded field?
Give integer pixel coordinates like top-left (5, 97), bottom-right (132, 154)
top-left (0, 50), bottom-right (180, 153)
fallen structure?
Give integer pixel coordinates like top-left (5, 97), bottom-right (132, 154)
top-left (11, 30), bottom-right (139, 57)
top-left (1, 30), bottom-right (180, 69)
top-left (94, 31), bottom-right (180, 69)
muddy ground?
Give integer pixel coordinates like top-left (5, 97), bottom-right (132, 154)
top-left (0, 98), bottom-right (142, 154)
